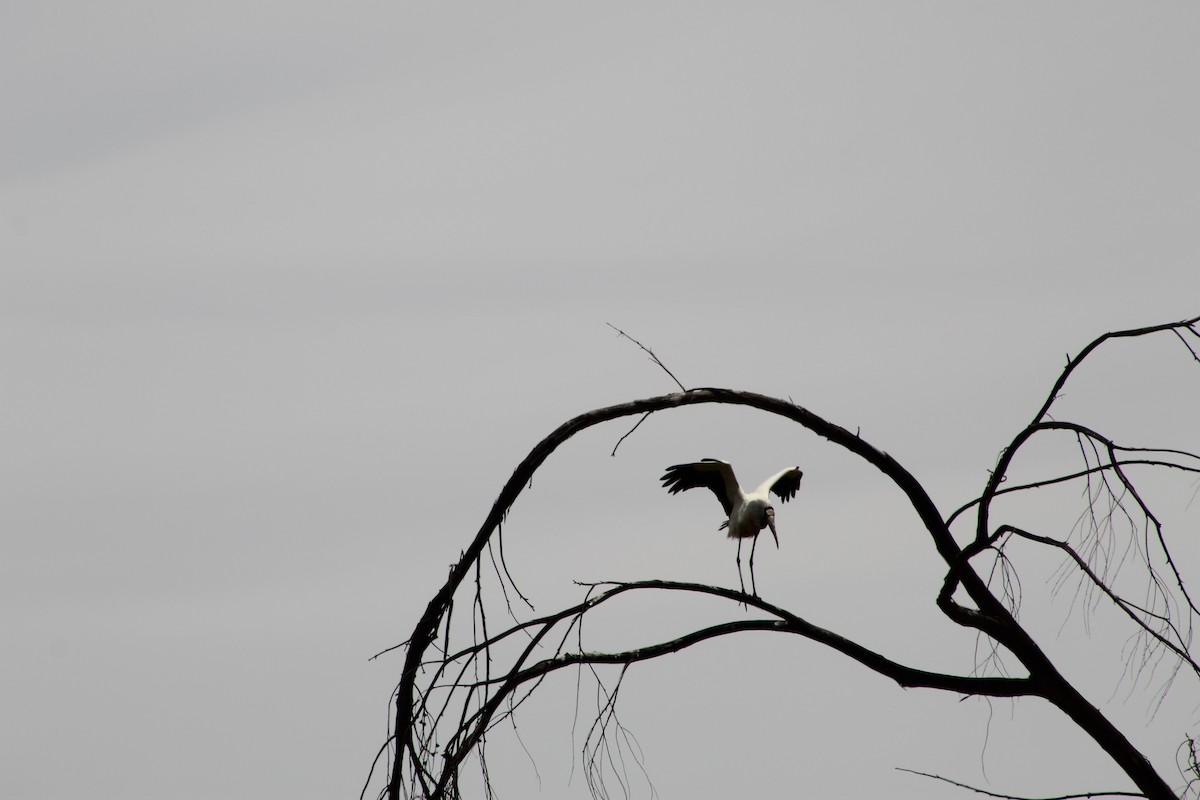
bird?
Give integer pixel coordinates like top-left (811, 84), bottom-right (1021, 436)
top-left (661, 459), bottom-right (803, 595)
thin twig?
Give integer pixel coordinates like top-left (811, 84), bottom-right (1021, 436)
top-left (611, 411), bottom-right (652, 457)
top-left (1171, 326), bottom-right (1200, 364)
top-left (370, 640), bottom-right (410, 662)
top-left (607, 323), bottom-right (687, 392)
top-left (895, 767), bottom-right (1145, 799)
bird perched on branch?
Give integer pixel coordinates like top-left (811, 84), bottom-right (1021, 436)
top-left (661, 458), bottom-right (803, 595)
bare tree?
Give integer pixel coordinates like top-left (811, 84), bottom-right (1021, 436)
top-left (365, 316), bottom-right (1200, 800)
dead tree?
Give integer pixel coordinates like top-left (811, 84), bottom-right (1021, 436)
top-left (365, 315), bottom-right (1200, 800)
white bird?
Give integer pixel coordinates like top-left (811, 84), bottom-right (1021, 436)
top-left (661, 458), bottom-right (803, 594)
top-left (661, 459), bottom-right (803, 545)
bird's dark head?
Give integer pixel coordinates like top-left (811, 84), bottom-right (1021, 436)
top-left (763, 506), bottom-right (779, 548)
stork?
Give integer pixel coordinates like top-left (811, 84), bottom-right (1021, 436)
top-left (661, 459), bottom-right (803, 596)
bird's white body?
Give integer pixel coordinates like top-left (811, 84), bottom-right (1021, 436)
top-left (661, 459), bottom-right (803, 546)
top-left (724, 492), bottom-right (777, 541)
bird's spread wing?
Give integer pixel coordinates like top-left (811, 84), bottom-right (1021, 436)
top-left (660, 458), bottom-right (739, 516)
top-left (759, 467), bottom-right (803, 503)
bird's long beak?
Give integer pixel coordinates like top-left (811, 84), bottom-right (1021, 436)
top-left (766, 508), bottom-right (779, 548)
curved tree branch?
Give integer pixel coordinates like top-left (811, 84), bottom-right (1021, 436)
top-left (477, 580), bottom-right (1041, 698)
top-left (1031, 315), bottom-right (1200, 425)
top-left (946, 457), bottom-right (1200, 530)
top-left (427, 579), bottom-right (1042, 798)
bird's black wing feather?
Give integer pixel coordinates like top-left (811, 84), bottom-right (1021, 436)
top-left (660, 459), bottom-right (735, 516)
top-left (769, 467), bottom-right (804, 503)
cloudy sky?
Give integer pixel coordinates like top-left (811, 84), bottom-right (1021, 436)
top-left (3, 3), bottom-right (1199, 799)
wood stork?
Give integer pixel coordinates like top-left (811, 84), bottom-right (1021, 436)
top-left (661, 459), bottom-right (803, 595)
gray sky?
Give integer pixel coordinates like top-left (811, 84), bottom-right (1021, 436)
top-left (3, 3), bottom-right (1200, 799)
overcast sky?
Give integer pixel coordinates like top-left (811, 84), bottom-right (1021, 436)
top-left (4, 3), bottom-right (1200, 799)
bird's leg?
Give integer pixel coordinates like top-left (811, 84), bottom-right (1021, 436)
top-left (735, 538), bottom-right (746, 597)
top-left (748, 533), bottom-right (761, 597)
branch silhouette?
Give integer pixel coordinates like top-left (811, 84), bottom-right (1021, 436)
top-left (372, 315), bottom-right (1200, 800)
